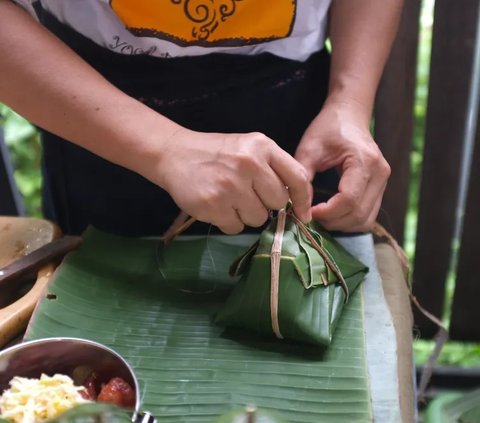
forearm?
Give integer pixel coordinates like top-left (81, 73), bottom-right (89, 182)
top-left (327, 0), bottom-right (404, 124)
top-left (0, 0), bottom-right (181, 185)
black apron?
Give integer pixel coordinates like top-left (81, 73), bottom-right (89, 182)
top-left (35, 6), bottom-right (336, 236)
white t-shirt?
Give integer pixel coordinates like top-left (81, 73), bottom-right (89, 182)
top-left (14, 0), bottom-right (332, 61)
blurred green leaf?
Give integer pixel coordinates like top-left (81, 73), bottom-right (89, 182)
top-left (2, 110), bottom-right (36, 144)
top-left (0, 103), bottom-right (42, 217)
top-left (45, 403), bottom-right (132, 423)
top-left (424, 389), bottom-right (480, 423)
top-left (414, 340), bottom-right (480, 367)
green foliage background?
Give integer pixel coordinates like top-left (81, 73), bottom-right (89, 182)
top-left (0, 103), bottom-right (42, 216)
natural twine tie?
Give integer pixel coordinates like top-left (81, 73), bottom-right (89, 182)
top-left (269, 210), bottom-right (350, 340)
top-left (270, 208), bottom-right (287, 339)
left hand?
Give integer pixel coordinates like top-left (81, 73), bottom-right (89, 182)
top-left (294, 99), bottom-right (390, 232)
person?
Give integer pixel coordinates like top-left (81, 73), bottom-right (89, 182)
top-left (0, 0), bottom-right (402, 236)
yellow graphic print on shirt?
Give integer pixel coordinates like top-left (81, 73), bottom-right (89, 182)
top-left (110, 0), bottom-right (297, 47)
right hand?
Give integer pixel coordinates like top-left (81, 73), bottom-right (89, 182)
top-left (151, 129), bottom-right (312, 234)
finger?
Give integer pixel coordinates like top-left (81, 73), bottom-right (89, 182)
top-left (253, 167), bottom-right (290, 211)
top-left (234, 190), bottom-right (270, 228)
top-left (364, 195), bottom-right (384, 229)
top-left (311, 193), bottom-right (350, 223)
top-left (314, 177), bottom-right (386, 231)
top-left (354, 178), bottom-right (387, 229)
top-left (312, 161), bottom-right (369, 222)
top-left (334, 164), bottom-right (388, 230)
top-left (213, 208), bottom-right (245, 234)
top-left (317, 195), bottom-right (382, 232)
top-left (268, 149), bottom-right (312, 222)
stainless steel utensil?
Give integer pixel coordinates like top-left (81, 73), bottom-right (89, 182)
top-left (0, 337), bottom-right (156, 423)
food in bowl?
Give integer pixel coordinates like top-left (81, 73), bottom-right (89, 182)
top-left (0, 372), bottom-right (135, 423)
top-left (0, 374), bottom-right (89, 423)
top-left (81, 374), bottom-right (135, 407)
top-left (0, 338), bottom-right (141, 423)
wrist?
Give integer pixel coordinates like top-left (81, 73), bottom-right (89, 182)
top-left (326, 74), bottom-right (375, 127)
top-left (322, 90), bottom-right (373, 129)
top-left (137, 122), bottom-right (191, 190)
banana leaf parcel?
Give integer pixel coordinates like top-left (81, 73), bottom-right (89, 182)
top-left (216, 210), bottom-right (368, 347)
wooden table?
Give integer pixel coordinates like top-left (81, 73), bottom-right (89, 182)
top-left (0, 216), bottom-right (60, 347)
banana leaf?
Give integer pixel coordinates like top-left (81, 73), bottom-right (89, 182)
top-left (25, 227), bottom-right (373, 423)
top-left (214, 406), bottom-right (287, 423)
top-left (0, 402), bottom-right (133, 423)
top-left (45, 403), bottom-right (132, 423)
top-left (215, 212), bottom-right (368, 346)
top-left (424, 389), bottom-right (480, 423)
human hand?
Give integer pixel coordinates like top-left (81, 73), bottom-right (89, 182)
top-left (152, 129), bottom-right (312, 234)
top-left (294, 99), bottom-right (390, 232)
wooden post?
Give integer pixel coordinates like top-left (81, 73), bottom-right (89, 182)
top-left (374, 0), bottom-right (422, 244)
top-left (450, 128), bottom-right (480, 341)
top-left (413, 0), bottom-right (480, 338)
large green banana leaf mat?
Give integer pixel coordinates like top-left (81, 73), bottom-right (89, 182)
top-left (25, 228), bottom-right (402, 422)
